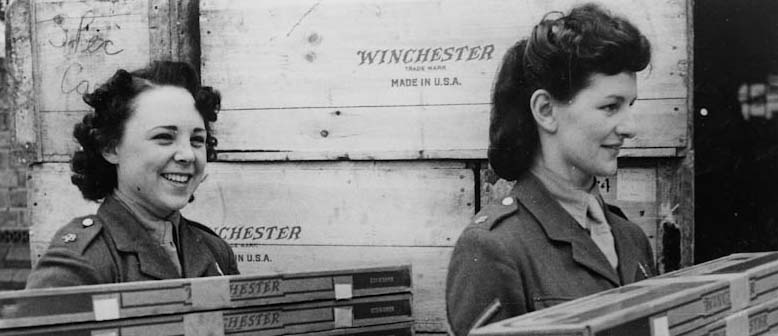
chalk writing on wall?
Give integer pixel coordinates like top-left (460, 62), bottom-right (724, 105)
top-left (48, 10), bottom-right (125, 97)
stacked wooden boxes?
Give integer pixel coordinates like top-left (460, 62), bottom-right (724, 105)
top-left (0, 266), bottom-right (414, 335)
top-left (7, 0), bottom-right (691, 334)
top-left (469, 252), bottom-right (778, 336)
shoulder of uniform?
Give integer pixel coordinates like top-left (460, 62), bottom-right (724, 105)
top-left (605, 203), bottom-right (629, 221)
top-left (472, 195), bottom-right (520, 230)
top-left (48, 215), bottom-right (103, 255)
top-left (184, 218), bottom-right (220, 238)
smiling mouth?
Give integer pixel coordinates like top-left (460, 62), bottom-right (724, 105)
top-left (162, 173), bottom-right (191, 184)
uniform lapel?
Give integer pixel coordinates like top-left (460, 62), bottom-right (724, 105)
top-left (514, 174), bottom-right (621, 286)
top-left (606, 209), bottom-right (640, 284)
top-left (179, 218), bottom-right (218, 277)
top-left (97, 196), bottom-right (181, 280)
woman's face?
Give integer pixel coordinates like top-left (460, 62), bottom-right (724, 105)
top-left (550, 71), bottom-right (637, 184)
top-left (104, 86), bottom-right (207, 217)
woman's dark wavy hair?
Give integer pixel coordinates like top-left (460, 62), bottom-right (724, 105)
top-left (488, 3), bottom-right (651, 180)
top-left (71, 61), bottom-right (221, 201)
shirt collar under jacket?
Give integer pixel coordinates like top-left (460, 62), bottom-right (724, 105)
top-left (112, 189), bottom-right (181, 246)
top-left (529, 164), bottom-right (605, 230)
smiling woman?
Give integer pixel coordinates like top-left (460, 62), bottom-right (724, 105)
top-left (446, 4), bottom-right (655, 336)
top-left (25, 61), bottom-right (240, 288)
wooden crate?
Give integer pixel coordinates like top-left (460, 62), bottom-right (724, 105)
top-left (679, 295), bottom-right (778, 336)
top-left (199, 0), bottom-right (688, 161)
top-left (470, 275), bottom-right (751, 336)
top-left (660, 252), bottom-right (778, 306)
top-left (0, 293), bottom-right (413, 336)
top-left (0, 265), bottom-right (410, 329)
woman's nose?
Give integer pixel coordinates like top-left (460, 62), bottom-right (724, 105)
top-left (616, 107), bottom-right (637, 139)
top-left (174, 142), bottom-right (195, 163)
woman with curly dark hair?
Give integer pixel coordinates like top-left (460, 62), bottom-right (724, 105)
top-left (446, 4), bottom-right (654, 335)
top-left (26, 61), bottom-right (239, 288)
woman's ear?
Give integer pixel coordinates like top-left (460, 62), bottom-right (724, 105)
top-left (102, 145), bottom-right (120, 164)
top-left (530, 89), bottom-right (558, 133)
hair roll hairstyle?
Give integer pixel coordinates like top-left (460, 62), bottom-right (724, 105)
top-left (488, 3), bottom-right (651, 180)
top-left (71, 61), bottom-right (221, 201)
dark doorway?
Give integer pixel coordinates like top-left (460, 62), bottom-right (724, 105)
top-left (695, 0), bottom-right (778, 263)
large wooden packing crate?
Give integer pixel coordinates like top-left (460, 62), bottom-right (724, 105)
top-left (199, 0), bottom-right (687, 161)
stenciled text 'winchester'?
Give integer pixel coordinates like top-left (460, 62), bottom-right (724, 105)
top-left (356, 44), bottom-right (496, 65)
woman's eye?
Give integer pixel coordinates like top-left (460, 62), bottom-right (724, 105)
top-left (601, 104), bottom-right (619, 113)
top-left (191, 136), bottom-right (206, 147)
top-left (152, 133), bottom-right (174, 142)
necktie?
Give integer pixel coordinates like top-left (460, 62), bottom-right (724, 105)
top-left (586, 195), bottom-right (619, 269)
top-left (161, 222), bottom-right (182, 276)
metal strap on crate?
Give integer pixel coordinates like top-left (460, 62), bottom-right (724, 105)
top-left (190, 277), bottom-right (231, 310)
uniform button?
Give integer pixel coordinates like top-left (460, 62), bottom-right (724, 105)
top-left (502, 197), bottom-right (514, 206)
top-left (475, 215), bottom-right (488, 224)
top-left (82, 218), bottom-right (94, 227)
top-left (62, 233), bottom-right (77, 243)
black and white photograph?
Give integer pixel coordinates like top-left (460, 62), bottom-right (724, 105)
top-left (0, 0), bottom-right (775, 335)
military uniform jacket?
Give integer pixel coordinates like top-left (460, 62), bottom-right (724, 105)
top-left (445, 173), bottom-right (655, 336)
top-left (26, 196), bottom-right (240, 288)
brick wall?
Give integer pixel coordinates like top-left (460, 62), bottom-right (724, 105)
top-left (1, 2), bottom-right (33, 289)
top-left (1, 1), bottom-right (29, 234)
top-left (0, 56), bottom-right (29, 233)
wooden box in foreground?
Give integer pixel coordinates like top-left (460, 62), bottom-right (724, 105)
top-left (470, 275), bottom-right (751, 336)
top-left (679, 294), bottom-right (778, 336)
top-left (0, 293), bottom-right (413, 336)
top-left (0, 265), bottom-right (410, 330)
top-left (659, 252), bottom-right (778, 306)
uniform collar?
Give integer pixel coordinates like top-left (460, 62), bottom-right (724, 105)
top-left (529, 165), bottom-right (603, 230)
top-left (113, 189), bottom-right (181, 247)
top-left (97, 196), bottom-right (216, 279)
top-left (512, 173), bottom-right (622, 286)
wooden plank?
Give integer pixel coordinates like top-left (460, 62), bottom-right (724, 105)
top-left (7, 0), bottom-right (39, 163)
top-left (215, 147), bottom-right (681, 162)
top-left (199, 0), bottom-right (688, 160)
top-left (170, 0), bottom-right (200, 67)
top-left (30, 161), bottom-right (474, 252)
top-left (36, 99), bottom-right (687, 161)
top-left (146, 0), bottom-right (197, 65)
top-left (205, 99), bottom-right (686, 161)
top-left (619, 148), bottom-right (679, 157)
